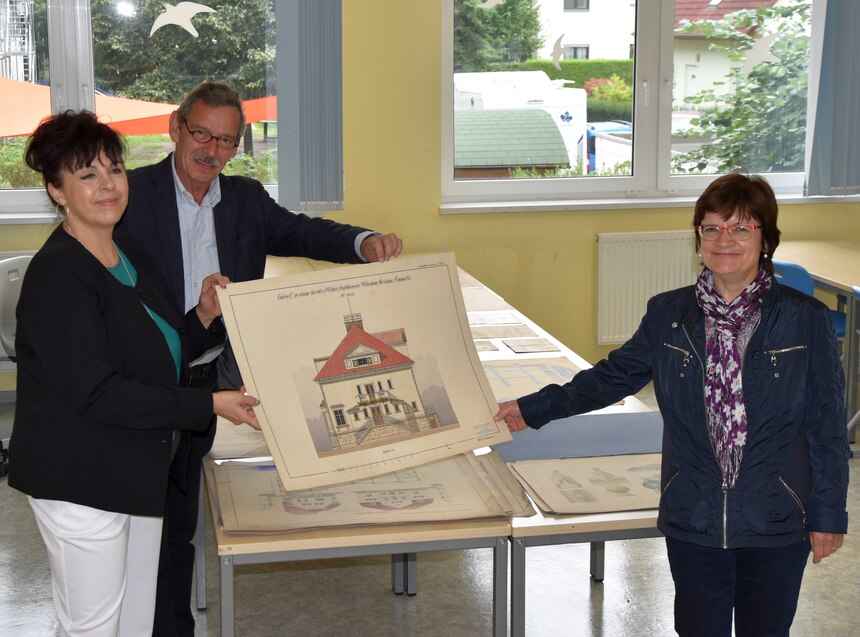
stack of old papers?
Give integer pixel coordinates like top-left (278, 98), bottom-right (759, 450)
top-left (507, 453), bottom-right (662, 516)
top-left (205, 253), bottom-right (538, 534)
top-left (208, 450), bottom-right (534, 534)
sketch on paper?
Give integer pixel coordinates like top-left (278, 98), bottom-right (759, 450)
top-left (509, 453), bottom-right (662, 515)
top-left (217, 252), bottom-right (511, 491)
top-left (482, 357), bottom-right (581, 402)
top-left (209, 453), bottom-right (512, 532)
top-left (310, 312), bottom-right (457, 456)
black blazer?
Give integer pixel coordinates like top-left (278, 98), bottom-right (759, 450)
top-left (9, 227), bottom-right (224, 516)
top-left (119, 154), bottom-right (370, 313)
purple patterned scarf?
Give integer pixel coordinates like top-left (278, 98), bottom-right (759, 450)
top-left (695, 267), bottom-right (771, 489)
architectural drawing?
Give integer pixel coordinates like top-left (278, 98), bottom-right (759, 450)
top-left (509, 453), bottom-right (662, 515)
top-left (481, 357), bottom-right (581, 402)
top-left (209, 453), bottom-right (512, 532)
top-left (312, 312), bottom-right (456, 455)
top-left (217, 253), bottom-right (510, 490)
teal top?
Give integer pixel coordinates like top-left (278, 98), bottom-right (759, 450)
top-left (108, 245), bottom-right (182, 382)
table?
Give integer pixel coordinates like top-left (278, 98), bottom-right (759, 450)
top-left (199, 257), bottom-right (659, 636)
top-left (203, 458), bottom-right (509, 637)
top-left (777, 240), bottom-right (860, 429)
top-left (510, 508), bottom-right (661, 637)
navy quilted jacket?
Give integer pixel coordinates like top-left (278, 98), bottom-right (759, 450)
top-left (518, 279), bottom-right (849, 548)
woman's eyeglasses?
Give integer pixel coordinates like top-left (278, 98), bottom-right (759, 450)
top-left (697, 223), bottom-right (762, 241)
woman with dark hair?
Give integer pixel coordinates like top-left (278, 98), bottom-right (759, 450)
top-left (8, 111), bottom-right (260, 636)
top-left (496, 173), bottom-right (849, 637)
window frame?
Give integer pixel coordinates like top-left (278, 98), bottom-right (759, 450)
top-left (0, 0), bottom-right (286, 222)
top-left (440, 0), bottom-right (826, 214)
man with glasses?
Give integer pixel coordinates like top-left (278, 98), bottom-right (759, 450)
top-left (119, 81), bottom-right (402, 637)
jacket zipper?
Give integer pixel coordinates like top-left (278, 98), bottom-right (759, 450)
top-left (765, 345), bottom-right (806, 367)
top-left (682, 319), bottom-right (761, 549)
top-left (661, 471), bottom-right (679, 496)
top-left (778, 476), bottom-right (808, 527)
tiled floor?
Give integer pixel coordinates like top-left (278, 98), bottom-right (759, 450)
top-left (1, 395), bottom-right (858, 636)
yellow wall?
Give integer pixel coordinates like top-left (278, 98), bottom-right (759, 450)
top-left (339, 0), bottom-right (860, 366)
top-left (3, 0), bottom-right (859, 393)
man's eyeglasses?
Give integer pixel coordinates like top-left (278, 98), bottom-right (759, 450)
top-left (697, 223), bottom-right (762, 241)
top-left (183, 122), bottom-right (239, 150)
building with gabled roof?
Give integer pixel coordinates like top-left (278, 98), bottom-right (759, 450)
top-left (313, 313), bottom-right (444, 452)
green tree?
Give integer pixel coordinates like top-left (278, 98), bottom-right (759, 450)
top-left (672, 0), bottom-right (811, 174)
top-left (90, 0), bottom-right (275, 102)
top-left (454, 0), bottom-right (542, 72)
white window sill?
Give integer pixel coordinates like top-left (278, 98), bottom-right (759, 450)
top-left (439, 193), bottom-right (860, 214)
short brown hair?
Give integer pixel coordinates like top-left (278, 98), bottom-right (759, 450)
top-left (176, 81), bottom-right (246, 141)
top-left (693, 172), bottom-right (781, 275)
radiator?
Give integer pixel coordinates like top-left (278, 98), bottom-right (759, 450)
top-left (597, 230), bottom-right (699, 344)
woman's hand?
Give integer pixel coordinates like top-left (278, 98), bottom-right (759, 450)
top-left (213, 386), bottom-right (261, 430)
top-left (359, 233), bottom-right (403, 263)
top-left (195, 273), bottom-right (231, 328)
top-left (495, 400), bottom-right (530, 432)
top-left (809, 531), bottom-right (845, 564)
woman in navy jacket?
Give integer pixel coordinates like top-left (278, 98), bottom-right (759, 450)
top-left (9, 111), bottom-right (260, 636)
top-left (496, 173), bottom-right (849, 637)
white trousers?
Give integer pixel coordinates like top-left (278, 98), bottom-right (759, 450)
top-left (28, 497), bottom-right (163, 637)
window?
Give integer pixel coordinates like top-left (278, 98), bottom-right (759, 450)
top-left (351, 356), bottom-right (375, 368)
top-left (443, 0), bottom-right (818, 210)
top-left (564, 0), bottom-right (590, 10)
top-left (387, 379), bottom-right (394, 389)
top-left (1, 0), bottom-right (50, 214)
top-left (90, 0), bottom-right (277, 177)
top-left (333, 409), bottom-right (346, 427)
top-left (1, 0), bottom-right (343, 218)
top-left (564, 46), bottom-right (589, 60)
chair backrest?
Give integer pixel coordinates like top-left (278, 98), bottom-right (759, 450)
top-left (0, 255), bottom-right (32, 360)
top-left (772, 259), bottom-right (814, 297)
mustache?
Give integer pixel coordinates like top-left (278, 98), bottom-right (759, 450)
top-left (190, 152), bottom-right (221, 169)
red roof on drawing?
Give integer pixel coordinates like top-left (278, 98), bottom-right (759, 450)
top-left (373, 328), bottom-right (407, 347)
top-left (675, 0), bottom-right (777, 29)
top-left (314, 326), bottom-right (413, 381)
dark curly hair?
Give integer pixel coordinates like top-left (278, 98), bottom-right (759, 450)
top-left (24, 110), bottom-right (126, 207)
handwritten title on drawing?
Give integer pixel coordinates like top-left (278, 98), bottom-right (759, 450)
top-left (276, 274), bottom-right (414, 301)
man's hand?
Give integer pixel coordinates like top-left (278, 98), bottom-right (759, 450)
top-left (195, 272), bottom-right (230, 328)
top-left (360, 233), bottom-right (403, 263)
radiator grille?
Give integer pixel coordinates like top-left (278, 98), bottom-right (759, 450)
top-left (597, 231), bottom-right (699, 344)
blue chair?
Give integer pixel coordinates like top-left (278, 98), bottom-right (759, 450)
top-left (772, 259), bottom-right (846, 339)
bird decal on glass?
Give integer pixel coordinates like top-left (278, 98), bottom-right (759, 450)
top-left (551, 34), bottom-right (565, 71)
top-left (150, 2), bottom-right (217, 38)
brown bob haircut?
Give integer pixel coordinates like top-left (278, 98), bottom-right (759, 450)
top-left (693, 172), bottom-right (781, 276)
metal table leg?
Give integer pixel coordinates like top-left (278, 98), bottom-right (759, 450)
top-left (492, 537), bottom-right (508, 637)
top-left (220, 555), bottom-right (234, 637)
top-left (391, 554), bottom-right (405, 594)
top-left (589, 541), bottom-right (606, 581)
top-left (511, 537), bottom-right (526, 637)
top-left (405, 552), bottom-right (417, 595)
top-left (195, 473), bottom-right (207, 610)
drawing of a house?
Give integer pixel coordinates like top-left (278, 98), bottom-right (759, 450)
top-left (313, 313), bottom-right (446, 451)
